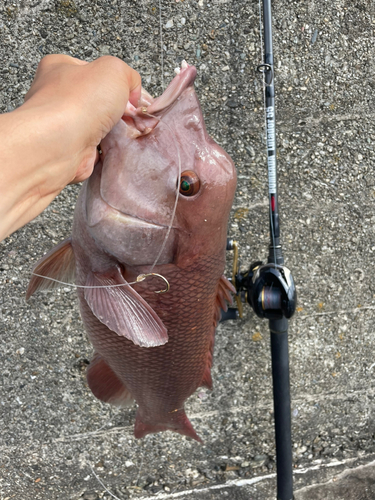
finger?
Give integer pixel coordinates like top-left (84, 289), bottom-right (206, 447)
top-left (126, 67), bottom-right (142, 106)
top-left (129, 86), bottom-right (142, 107)
top-left (94, 147), bottom-right (100, 166)
top-left (84, 57), bottom-right (142, 136)
top-left (92, 56), bottom-right (141, 99)
top-left (72, 58), bottom-right (89, 66)
top-left (69, 148), bottom-right (98, 185)
top-left (91, 57), bottom-right (141, 107)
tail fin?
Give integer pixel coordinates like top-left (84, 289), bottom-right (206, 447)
top-left (134, 409), bottom-right (203, 443)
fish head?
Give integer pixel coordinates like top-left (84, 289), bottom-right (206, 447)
top-left (84, 62), bottom-right (236, 267)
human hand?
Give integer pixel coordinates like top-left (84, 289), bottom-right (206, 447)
top-left (23, 54), bottom-right (141, 183)
top-left (0, 55), bottom-right (141, 240)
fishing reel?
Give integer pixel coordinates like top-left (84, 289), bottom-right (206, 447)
top-left (224, 240), bottom-right (296, 321)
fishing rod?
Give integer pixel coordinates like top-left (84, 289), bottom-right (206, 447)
top-left (224, 1), bottom-right (297, 499)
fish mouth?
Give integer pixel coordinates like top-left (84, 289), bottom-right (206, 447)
top-left (85, 177), bottom-right (177, 266)
top-left (106, 209), bottom-right (171, 230)
top-left (87, 190), bottom-right (173, 230)
top-left (146, 60), bottom-right (197, 115)
top-left (86, 164), bottom-right (176, 230)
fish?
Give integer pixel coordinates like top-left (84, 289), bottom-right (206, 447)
top-left (27, 61), bottom-right (237, 443)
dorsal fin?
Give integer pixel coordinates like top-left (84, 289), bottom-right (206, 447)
top-left (201, 275), bottom-right (235, 391)
top-left (214, 275), bottom-right (236, 327)
top-left (26, 238), bottom-right (75, 300)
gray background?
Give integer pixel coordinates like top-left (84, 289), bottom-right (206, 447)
top-left (1, 0), bottom-right (375, 499)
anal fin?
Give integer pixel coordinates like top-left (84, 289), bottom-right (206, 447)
top-left (86, 354), bottom-right (133, 407)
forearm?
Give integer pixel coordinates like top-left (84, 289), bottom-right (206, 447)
top-left (0, 105), bottom-right (73, 240)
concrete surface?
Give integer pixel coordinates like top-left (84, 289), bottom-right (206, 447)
top-left (1, 0), bottom-right (375, 499)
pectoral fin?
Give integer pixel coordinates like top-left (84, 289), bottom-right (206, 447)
top-left (84, 268), bottom-right (168, 348)
top-left (26, 238), bottom-right (75, 300)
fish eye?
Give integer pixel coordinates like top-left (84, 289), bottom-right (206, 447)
top-left (179, 171), bottom-right (200, 197)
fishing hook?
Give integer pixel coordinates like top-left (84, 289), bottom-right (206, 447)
top-left (136, 273), bottom-right (170, 294)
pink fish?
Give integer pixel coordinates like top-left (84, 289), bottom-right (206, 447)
top-left (27, 61), bottom-right (237, 442)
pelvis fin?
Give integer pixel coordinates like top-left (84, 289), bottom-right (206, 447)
top-left (26, 238), bottom-right (75, 300)
top-left (84, 268), bottom-right (168, 348)
top-left (86, 353), bottom-right (133, 407)
top-left (134, 409), bottom-right (203, 444)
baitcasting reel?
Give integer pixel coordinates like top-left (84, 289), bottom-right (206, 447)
top-left (224, 240), bottom-right (296, 321)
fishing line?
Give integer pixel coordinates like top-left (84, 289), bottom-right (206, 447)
top-left (30, 0), bottom-right (183, 295)
top-left (141, 111), bottom-right (182, 274)
top-left (258, 0), bottom-right (277, 266)
top-left (159, 0), bottom-right (164, 90)
top-left (30, 112), bottom-right (182, 293)
top-left (31, 272), bottom-right (170, 293)
top-left (89, 464), bottom-right (121, 500)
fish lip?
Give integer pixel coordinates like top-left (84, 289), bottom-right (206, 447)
top-left (146, 63), bottom-right (197, 115)
top-left (121, 63), bottom-right (197, 136)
